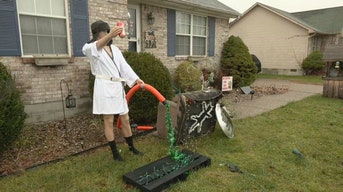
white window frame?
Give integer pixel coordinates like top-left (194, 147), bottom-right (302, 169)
top-left (176, 11), bottom-right (208, 57)
top-left (128, 4), bottom-right (141, 52)
top-left (17, 0), bottom-right (71, 57)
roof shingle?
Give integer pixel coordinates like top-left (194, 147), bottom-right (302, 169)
top-left (292, 6), bottom-right (343, 34)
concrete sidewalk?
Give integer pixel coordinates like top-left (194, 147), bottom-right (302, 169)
top-left (231, 79), bottom-right (323, 119)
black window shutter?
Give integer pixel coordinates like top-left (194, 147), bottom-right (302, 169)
top-left (0, 0), bottom-right (21, 56)
top-left (70, 0), bottom-right (89, 57)
top-left (167, 9), bottom-right (176, 56)
top-left (208, 16), bottom-right (216, 57)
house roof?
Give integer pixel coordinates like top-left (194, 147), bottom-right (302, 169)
top-left (292, 6), bottom-right (343, 34)
top-left (259, 3), bottom-right (319, 33)
top-left (231, 3), bottom-right (343, 35)
top-left (129, 0), bottom-right (240, 18)
top-left (176, 0), bottom-right (239, 14)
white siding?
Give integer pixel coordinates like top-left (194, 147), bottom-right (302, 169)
top-left (229, 6), bottom-right (310, 75)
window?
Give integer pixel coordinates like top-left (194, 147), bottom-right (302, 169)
top-left (311, 36), bottom-right (321, 52)
top-left (176, 12), bottom-right (207, 56)
top-left (17, 0), bottom-right (69, 56)
top-left (128, 5), bottom-right (141, 52)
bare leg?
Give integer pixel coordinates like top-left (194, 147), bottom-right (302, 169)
top-left (119, 113), bottom-right (132, 137)
top-left (120, 113), bottom-right (143, 155)
top-left (103, 114), bottom-right (115, 141)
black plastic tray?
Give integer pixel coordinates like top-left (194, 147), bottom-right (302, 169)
top-left (123, 149), bottom-right (211, 192)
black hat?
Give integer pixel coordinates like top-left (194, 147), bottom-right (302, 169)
top-left (88, 20), bottom-right (110, 43)
top-left (91, 20), bottom-right (110, 35)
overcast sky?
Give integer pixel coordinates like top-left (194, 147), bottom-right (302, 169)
top-left (218, 0), bottom-right (343, 13)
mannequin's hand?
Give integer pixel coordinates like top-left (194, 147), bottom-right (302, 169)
top-left (136, 79), bottom-right (144, 85)
top-left (109, 26), bottom-right (123, 37)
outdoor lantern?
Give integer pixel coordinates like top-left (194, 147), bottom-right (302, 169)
top-left (60, 79), bottom-right (76, 129)
top-left (65, 93), bottom-right (76, 108)
top-left (335, 61), bottom-right (340, 70)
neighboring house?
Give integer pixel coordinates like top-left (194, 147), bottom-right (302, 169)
top-left (0, 0), bottom-right (239, 123)
top-left (228, 3), bottom-right (343, 75)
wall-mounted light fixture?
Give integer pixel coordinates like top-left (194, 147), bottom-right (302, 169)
top-left (147, 12), bottom-right (155, 25)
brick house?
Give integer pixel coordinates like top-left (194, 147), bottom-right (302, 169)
top-left (228, 3), bottom-right (343, 75)
top-left (0, 0), bottom-right (239, 123)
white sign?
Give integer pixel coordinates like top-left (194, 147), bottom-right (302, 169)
top-left (222, 76), bottom-right (233, 92)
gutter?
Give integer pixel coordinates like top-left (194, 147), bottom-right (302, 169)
top-left (129, 0), bottom-right (240, 19)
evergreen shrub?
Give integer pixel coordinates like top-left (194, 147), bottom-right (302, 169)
top-left (88, 71), bottom-right (94, 99)
top-left (0, 63), bottom-right (26, 155)
top-left (123, 51), bottom-right (174, 124)
top-left (301, 50), bottom-right (325, 75)
top-left (220, 35), bottom-right (257, 88)
top-left (88, 52), bottom-right (173, 124)
top-left (174, 61), bottom-right (202, 92)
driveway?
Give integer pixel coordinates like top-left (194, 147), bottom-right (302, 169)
top-left (231, 79), bottom-right (323, 119)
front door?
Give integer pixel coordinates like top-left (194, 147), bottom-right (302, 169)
top-left (128, 5), bottom-right (141, 52)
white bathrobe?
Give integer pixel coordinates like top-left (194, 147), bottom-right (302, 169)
top-left (82, 41), bottom-right (139, 115)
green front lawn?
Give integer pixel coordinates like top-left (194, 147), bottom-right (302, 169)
top-left (257, 74), bottom-right (323, 85)
top-left (0, 94), bottom-right (342, 192)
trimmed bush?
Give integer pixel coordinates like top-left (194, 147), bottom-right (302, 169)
top-left (0, 63), bottom-right (26, 155)
top-left (220, 35), bottom-right (257, 88)
top-left (251, 54), bottom-right (262, 73)
top-left (123, 51), bottom-right (174, 124)
top-left (301, 50), bottom-right (325, 75)
top-left (88, 71), bottom-right (95, 99)
top-left (174, 61), bottom-right (202, 92)
top-left (88, 52), bottom-right (173, 124)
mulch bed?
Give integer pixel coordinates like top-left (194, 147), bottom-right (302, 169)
top-left (0, 114), bottom-right (111, 177)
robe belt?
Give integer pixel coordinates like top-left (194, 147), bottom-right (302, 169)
top-left (96, 75), bottom-right (125, 82)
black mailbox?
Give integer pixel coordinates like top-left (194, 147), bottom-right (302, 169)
top-left (174, 89), bottom-right (222, 144)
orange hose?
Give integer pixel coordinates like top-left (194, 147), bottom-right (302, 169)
top-left (117, 83), bottom-right (166, 128)
top-left (136, 126), bottom-right (154, 130)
